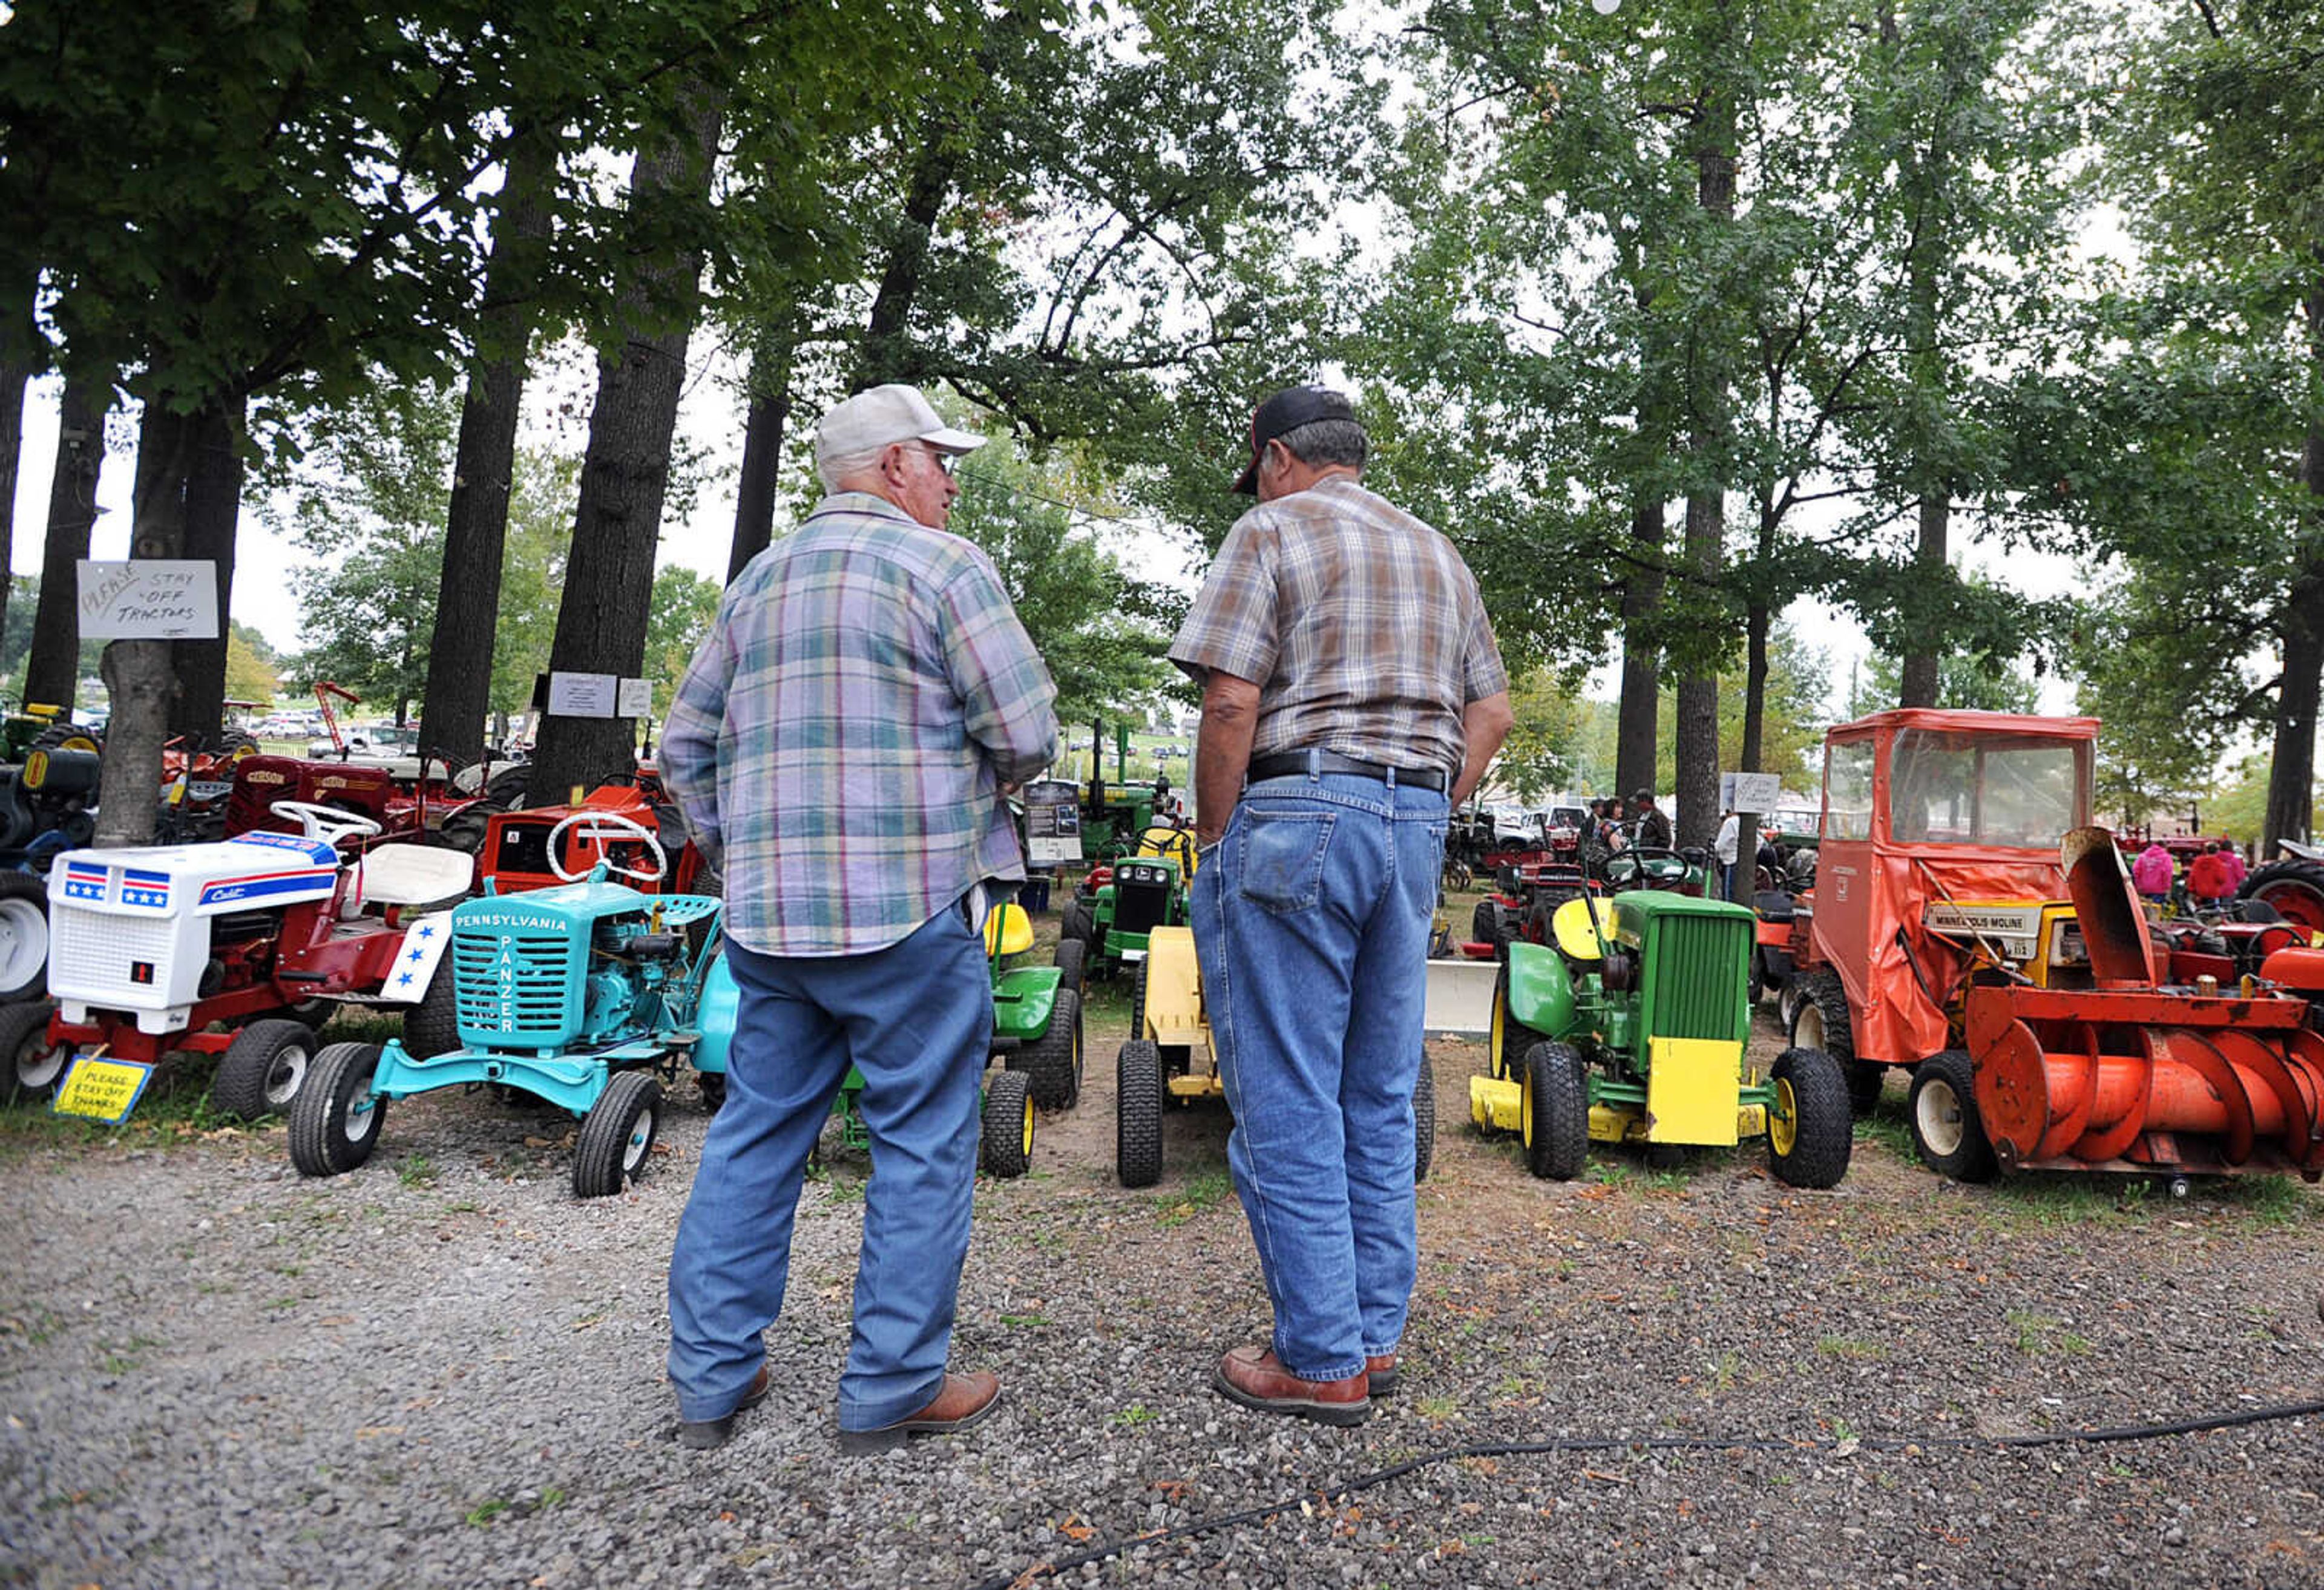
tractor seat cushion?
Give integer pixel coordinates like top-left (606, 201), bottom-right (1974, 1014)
top-left (983, 902), bottom-right (1034, 957)
top-left (354, 843), bottom-right (476, 907)
top-left (1551, 897), bottom-right (1618, 961)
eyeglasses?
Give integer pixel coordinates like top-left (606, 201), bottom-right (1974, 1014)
top-left (913, 443), bottom-right (960, 478)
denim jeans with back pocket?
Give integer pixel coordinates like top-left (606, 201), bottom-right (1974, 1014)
top-left (1192, 769), bottom-right (1447, 1381)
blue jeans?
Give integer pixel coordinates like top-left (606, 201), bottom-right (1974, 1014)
top-left (666, 902), bottom-right (992, 1431)
top-left (1192, 768), bottom-right (1448, 1381)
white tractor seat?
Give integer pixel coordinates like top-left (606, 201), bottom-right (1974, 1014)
top-left (353, 843), bottom-right (475, 908)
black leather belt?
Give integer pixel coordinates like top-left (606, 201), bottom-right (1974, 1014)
top-left (1247, 750), bottom-right (1449, 792)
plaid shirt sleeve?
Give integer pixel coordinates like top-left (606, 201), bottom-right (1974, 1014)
top-left (1460, 576), bottom-right (1509, 704)
top-left (658, 600), bottom-right (739, 859)
top-left (937, 551), bottom-right (1058, 784)
top-left (1167, 515), bottom-right (1279, 686)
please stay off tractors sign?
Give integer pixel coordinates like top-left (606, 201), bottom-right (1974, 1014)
top-left (76, 560), bottom-right (220, 641)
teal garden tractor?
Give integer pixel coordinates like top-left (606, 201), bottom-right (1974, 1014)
top-left (1473, 889), bottom-right (1851, 1188)
top-left (287, 813), bottom-right (731, 1197)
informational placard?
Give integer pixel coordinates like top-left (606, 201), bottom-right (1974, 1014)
top-left (76, 560), bottom-right (218, 640)
top-left (616, 676), bottom-right (654, 719)
top-left (53, 1057), bottom-right (156, 1123)
top-left (545, 671), bottom-right (618, 718)
top-left (1721, 771), bottom-right (1784, 814)
top-left (1023, 778), bottom-right (1083, 865)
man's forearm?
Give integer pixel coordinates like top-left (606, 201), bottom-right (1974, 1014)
top-left (1450, 691), bottom-right (1514, 809)
top-left (1193, 672), bottom-right (1262, 846)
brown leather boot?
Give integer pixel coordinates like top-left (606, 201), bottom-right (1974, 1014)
top-left (836, 1371), bottom-right (1002, 1454)
top-left (1213, 1346), bottom-right (1371, 1426)
top-left (1365, 1355), bottom-right (1399, 1396)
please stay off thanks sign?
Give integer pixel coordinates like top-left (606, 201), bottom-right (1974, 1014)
top-left (76, 560), bottom-right (221, 641)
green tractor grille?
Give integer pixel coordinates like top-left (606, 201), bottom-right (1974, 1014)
top-left (452, 929), bottom-right (582, 1045)
top-left (1647, 914), bottom-right (1748, 1042)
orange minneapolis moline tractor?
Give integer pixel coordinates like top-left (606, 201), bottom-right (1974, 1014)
top-left (1779, 708), bottom-right (2324, 1184)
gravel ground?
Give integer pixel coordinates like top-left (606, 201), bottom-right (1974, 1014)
top-left (4, 992), bottom-right (2323, 1589)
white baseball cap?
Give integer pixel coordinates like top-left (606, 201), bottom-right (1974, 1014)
top-left (815, 384), bottom-right (985, 468)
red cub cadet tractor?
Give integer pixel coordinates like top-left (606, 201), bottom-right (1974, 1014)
top-left (1781, 708), bottom-right (2324, 1183)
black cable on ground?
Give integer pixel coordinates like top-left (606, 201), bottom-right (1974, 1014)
top-left (964, 1394), bottom-right (2324, 1590)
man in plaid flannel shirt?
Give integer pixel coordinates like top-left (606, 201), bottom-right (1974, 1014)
top-left (1171, 384), bottom-right (1512, 1426)
top-left (662, 384), bottom-right (1055, 1452)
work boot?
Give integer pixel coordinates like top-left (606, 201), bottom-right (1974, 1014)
top-left (1213, 1346), bottom-right (1371, 1427)
top-left (675, 1364), bottom-right (770, 1451)
top-left (836, 1371), bottom-right (1002, 1454)
top-left (1365, 1354), bottom-right (1399, 1396)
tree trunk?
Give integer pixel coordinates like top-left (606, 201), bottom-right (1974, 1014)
top-left (527, 93), bottom-right (724, 807)
top-left (0, 348), bottom-right (28, 654)
top-left (1613, 493), bottom-right (1664, 799)
top-left (25, 372), bottom-right (105, 710)
top-left (95, 401), bottom-right (205, 847)
top-left (1674, 92), bottom-right (1738, 856)
top-left (728, 321), bottom-right (796, 582)
top-left (1742, 599), bottom-right (1768, 770)
top-left (418, 133), bottom-right (556, 768)
top-left (2264, 562), bottom-right (2322, 852)
top-left (1896, 497), bottom-right (1949, 708)
top-left (169, 398), bottom-right (245, 745)
top-left (1673, 505), bottom-right (1723, 854)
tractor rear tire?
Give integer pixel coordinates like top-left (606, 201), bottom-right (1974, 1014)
top-left (573, 1070), bottom-right (661, 1198)
top-left (1471, 898), bottom-right (1506, 957)
top-left (1520, 1040), bottom-right (1588, 1181)
top-left (401, 967), bottom-right (461, 1060)
top-left (1413, 1053), bottom-right (1437, 1183)
top-left (0, 999), bottom-right (64, 1105)
top-left (1908, 1049), bottom-right (1998, 1183)
top-left (2239, 858), bottom-right (2324, 935)
top-left (980, 1070), bottom-right (1033, 1178)
top-left (211, 1019), bottom-right (321, 1121)
top-left (289, 1042), bottom-right (389, 1177)
top-left (0, 871), bottom-right (48, 1003)
top-left (1052, 935), bottom-right (1085, 999)
top-left (1129, 957), bottom-right (1150, 1047)
top-left (1767, 1047), bottom-right (1853, 1189)
top-left (1789, 967), bottom-right (1882, 1115)
top-left (1063, 897), bottom-right (1096, 950)
top-left (1117, 1040), bottom-right (1164, 1188)
top-left (1013, 987), bottom-right (1083, 1110)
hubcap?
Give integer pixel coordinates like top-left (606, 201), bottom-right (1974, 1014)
top-left (1794, 1002), bottom-right (1825, 1049)
top-left (2257, 882), bottom-right (2324, 933)
top-left (1916, 1077), bottom-right (1967, 1157)
top-left (18, 1037), bottom-right (67, 1091)
top-left (345, 1091), bottom-right (381, 1145)
top-left (1491, 994), bottom-right (1506, 1079)
top-left (1520, 1067), bottom-right (1535, 1145)
top-left (0, 900), bottom-right (45, 990)
top-left (622, 1106), bottom-right (657, 1173)
top-left (264, 1045), bottom-right (313, 1108)
top-left (1019, 1097), bottom-right (1034, 1156)
top-left (1769, 1078), bottom-right (1798, 1155)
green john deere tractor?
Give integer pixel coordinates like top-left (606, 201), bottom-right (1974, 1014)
top-left (1471, 889), bottom-right (1851, 1188)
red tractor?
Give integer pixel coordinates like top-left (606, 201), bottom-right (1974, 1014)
top-left (1780, 708), bottom-right (2324, 1183)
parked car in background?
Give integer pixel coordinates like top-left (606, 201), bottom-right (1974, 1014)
top-left (309, 723), bottom-right (424, 759)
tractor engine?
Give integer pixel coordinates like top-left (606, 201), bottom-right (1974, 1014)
top-left (449, 885), bottom-right (688, 1055)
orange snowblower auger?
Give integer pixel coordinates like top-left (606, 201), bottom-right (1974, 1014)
top-left (1965, 826), bottom-right (2324, 1180)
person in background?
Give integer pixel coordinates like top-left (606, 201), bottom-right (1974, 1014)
top-left (2221, 839), bottom-right (2248, 894)
top-left (660, 383), bottom-right (1057, 1453)
top-left (2187, 841), bottom-right (2236, 911)
top-left (1170, 382), bottom-right (1511, 1427)
top-left (2132, 839), bottom-right (2173, 907)
top-left (1714, 808), bottom-right (1741, 901)
top-left (1632, 789), bottom-right (1671, 851)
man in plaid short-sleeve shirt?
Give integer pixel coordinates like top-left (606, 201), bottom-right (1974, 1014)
top-left (1170, 384), bottom-right (1512, 1425)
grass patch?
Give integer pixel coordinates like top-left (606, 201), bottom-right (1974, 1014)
top-left (396, 1153), bottom-right (438, 1189)
top-left (2208, 1173), bottom-right (2324, 1229)
top-left (0, 1058), bottom-right (257, 1159)
top-left (1853, 1102), bottom-right (1916, 1164)
top-left (1154, 1170), bottom-right (1233, 1227)
top-left (1815, 1335), bottom-right (1886, 1361)
top-left (1108, 1402), bottom-right (1158, 1427)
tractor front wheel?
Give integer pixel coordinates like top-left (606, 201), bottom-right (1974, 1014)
top-left (1766, 1047), bottom-right (1853, 1189)
top-left (697, 1071), bottom-right (727, 1112)
top-left (0, 871), bottom-right (48, 1003)
top-left (573, 1071), bottom-right (661, 1198)
top-left (1117, 1040), bottom-right (1164, 1188)
top-left (1413, 1053), bottom-right (1436, 1183)
top-left (289, 1042), bottom-right (389, 1177)
top-left (212, 1019), bottom-right (320, 1121)
top-left (1519, 1041), bottom-right (1587, 1180)
top-left (1489, 961), bottom-right (1532, 1082)
top-left (980, 1070), bottom-right (1033, 1178)
top-left (0, 1000), bottom-right (64, 1105)
top-left (1013, 987), bottom-right (1083, 1110)
top-left (1908, 1050), bottom-right (1998, 1183)
top-left (1789, 967), bottom-right (1882, 1115)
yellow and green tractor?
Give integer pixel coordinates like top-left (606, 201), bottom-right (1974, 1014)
top-left (1474, 889), bottom-right (1851, 1188)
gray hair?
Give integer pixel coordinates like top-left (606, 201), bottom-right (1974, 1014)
top-left (1276, 417), bottom-right (1367, 472)
top-left (818, 444), bottom-right (891, 492)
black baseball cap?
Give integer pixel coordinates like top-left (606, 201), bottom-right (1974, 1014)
top-left (1231, 384), bottom-right (1358, 494)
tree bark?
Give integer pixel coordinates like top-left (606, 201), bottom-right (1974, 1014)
top-left (25, 372), bottom-right (106, 710)
top-left (1613, 493), bottom-right (1664, 799)
top-left (728, 321), bottom-right (796, 582)
top-left (527, 93), bottom-right (724, 806)
top-left (0, 347), bottom-right (28, 655)
top-left (1742, 599), bottom-right (1768, 770)
top-left (1896, 496), bottom-right (1950, 708)
top-left (169, 397), bottom-right (245, 745)
top-left (418, 132), bottom-right (556, 768)
top-left (96, 401), bottom-right (205, 847)
top-left (1674, 90), bottom-right (1738, 857)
